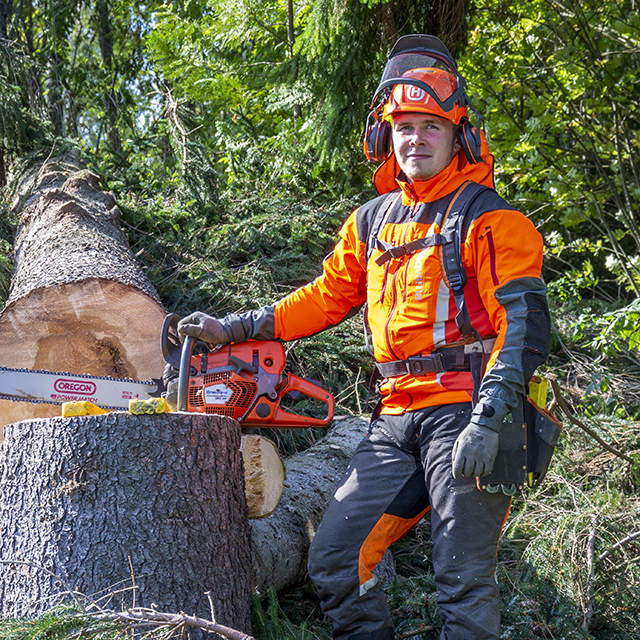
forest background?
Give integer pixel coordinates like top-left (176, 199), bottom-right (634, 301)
top-left (1, 0), bottom-right (640, 638)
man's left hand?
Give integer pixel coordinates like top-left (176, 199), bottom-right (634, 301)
top-left (452, 423), bottom-right (499, 479)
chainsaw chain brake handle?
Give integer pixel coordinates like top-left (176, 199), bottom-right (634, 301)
top-left (161, 313), bottom-right (183, 369)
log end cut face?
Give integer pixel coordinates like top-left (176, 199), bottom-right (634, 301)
top-left (0, 279), bottom-right (166, 435)
top-left (242, 434), bottom-right (285, 519)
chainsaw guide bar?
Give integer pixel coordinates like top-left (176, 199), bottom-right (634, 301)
top-left (0, 366), bottom-right (161, 410)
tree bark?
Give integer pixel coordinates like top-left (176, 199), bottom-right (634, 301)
top-left (251, 416), bottom-right (395, 596)
top-left (0, 150), bottom-right (166, 436)
top-left (0, 411), bottom-right (252, 635)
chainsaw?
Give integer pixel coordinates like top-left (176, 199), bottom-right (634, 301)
top-left (0, 314), bottom-right (335, 428)
top-left (161, 314), bottom-right (334, 428)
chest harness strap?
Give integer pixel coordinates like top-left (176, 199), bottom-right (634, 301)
top-left (371, 181), bottom-right (493, 404)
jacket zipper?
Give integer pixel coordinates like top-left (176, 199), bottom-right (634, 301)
top-left (383, 195), bottom-right (418, 360)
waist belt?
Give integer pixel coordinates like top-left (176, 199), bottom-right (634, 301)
top-left (376, 339), bottom-right (496, 379)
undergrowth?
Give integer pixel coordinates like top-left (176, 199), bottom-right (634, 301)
top-left (116, 187), bottom-right (376, 425)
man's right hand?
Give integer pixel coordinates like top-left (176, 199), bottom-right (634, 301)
top-left (177, 312), bottom-right (232, 344)
top-left (162, 362), bottom-right (179, 410)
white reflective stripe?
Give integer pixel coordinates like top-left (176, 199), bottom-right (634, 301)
top-left (432, 278), bottom-right (450, 349)
top-left (359, 575), bottom-right (379, 596)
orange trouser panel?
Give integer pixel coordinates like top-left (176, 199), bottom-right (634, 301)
top-left (359, 507), bottom-right (431, 588)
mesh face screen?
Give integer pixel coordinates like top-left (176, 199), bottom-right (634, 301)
top-left (381, 52), bottom-right (454, 83)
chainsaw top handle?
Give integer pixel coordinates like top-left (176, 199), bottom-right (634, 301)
top-left (177, 333), bottom-right (196, 412)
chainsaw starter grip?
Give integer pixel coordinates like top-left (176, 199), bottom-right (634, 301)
top-left (177, 335), bottom-right (196, 412)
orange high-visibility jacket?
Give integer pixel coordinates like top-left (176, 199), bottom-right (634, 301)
top-left (273, 158), bottom-right (549, 420)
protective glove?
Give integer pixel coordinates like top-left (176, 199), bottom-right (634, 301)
top-left (177, 311), bottom-right (236, 344)
top-left (162, 363), bottom-right (179, 410)
top-left (177, 307), bottom-right (276, 345)
top-left (451, 422), bottom-right (500, 479)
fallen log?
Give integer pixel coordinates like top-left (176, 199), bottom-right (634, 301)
top-left (0, 150), bottom-right (166, 436)
top-left (0, 411), bottom-right (252, 636)
top-left (251, 416), bottom-right (395, 596)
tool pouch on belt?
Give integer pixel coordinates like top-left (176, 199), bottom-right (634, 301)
top-left (478, 394), bottom-right (562, 495)
top-left (524, 397), bottom-right (562, 488)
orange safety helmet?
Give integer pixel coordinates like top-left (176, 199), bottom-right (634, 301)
top-left (363, 35), bottom-right (486, 167)
top-left (383, 68), bottom-right (468, 124)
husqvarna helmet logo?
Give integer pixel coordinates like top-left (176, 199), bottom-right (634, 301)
top-left (407, 86), bottom-right (426, 101)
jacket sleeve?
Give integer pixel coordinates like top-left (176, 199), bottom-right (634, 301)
top-left (464, 208), bottom-right (551, 432)
top-left (273, 209), bottom-right (368, 341)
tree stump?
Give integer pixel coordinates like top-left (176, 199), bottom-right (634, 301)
top-left (0, 411), bottom-right (252, 634)
top-left (0, 150), bottom-right (166, 435)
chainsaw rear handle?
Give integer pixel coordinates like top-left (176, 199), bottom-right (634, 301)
top-left (177, 334), bottom-right (196, 412)
top-left (265, 372), bottom-right (335, 428)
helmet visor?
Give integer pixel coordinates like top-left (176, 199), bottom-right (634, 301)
top-left (370, 35), bottom-right (466, 112)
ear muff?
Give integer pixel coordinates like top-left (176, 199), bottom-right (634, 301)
top-left (364, 111), bottom-right (392, 162)
top-left (458, 119), bottom-right (483, 165)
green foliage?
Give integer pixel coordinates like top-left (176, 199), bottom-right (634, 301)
top-left (575, 299), bottom-right (640, 356)
top-left (465, 0), bottom-right (640, 300)
top-left (144, 0), bottom-right (471, 196)
top-left (0, 604), bottom-right (89, 640)
top-left (0, 39), bottom-right (49, 167)
top-left (117, 187), bottom-right (374, 416)
top-left (252, 589), bottom-right (331, 640)
top-left (0, 204), bottom-right (14, 306)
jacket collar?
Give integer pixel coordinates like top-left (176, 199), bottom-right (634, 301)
top-left (397, 159), bottom-right (471, 205)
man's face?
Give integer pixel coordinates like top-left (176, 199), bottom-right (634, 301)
top-left (392, 113), bottom-right (461, 182)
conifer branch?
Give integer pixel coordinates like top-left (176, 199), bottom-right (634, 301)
top-left (598, 530), bottom-right (640, 562)
top-left (549, 379), bottom-right (636, 465)
top-left (85, 607), bottom-right (256, 640)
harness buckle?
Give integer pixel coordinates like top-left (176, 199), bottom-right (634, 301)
top-left (407, 353), bottom-right (446, 376)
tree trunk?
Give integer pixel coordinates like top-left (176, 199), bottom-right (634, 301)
top-left (0, 411), bottom-right (252, 635)
top-left (94, 0), bottom-right (122, 155)
top-left (0, 150), bottom-right (166, 436)
top-left (0, 0), bottom-right (8, 40)
top-left (251, 416), bottom-right (395, 595)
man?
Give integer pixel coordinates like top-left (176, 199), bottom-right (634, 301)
top-left (176, 35), bottom-right (550, 640)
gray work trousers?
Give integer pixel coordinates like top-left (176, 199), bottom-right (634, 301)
top-left (307, 403), bottom-right (511, 640)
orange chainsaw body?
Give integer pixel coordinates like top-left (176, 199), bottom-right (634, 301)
top-left (183, 340), bottom-right (334, 428)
